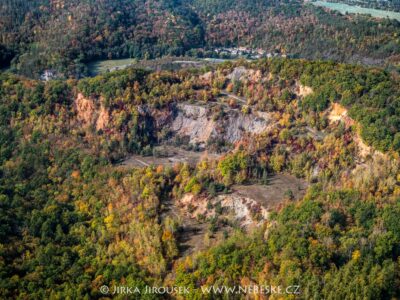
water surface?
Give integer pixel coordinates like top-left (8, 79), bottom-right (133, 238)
top-left (312, 1), bottom-right (400, 21)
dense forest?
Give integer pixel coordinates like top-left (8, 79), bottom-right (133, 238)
top-left (1, 0), bottom-right (400, 78)
top-left (1, 58), bottom-right (400, 298)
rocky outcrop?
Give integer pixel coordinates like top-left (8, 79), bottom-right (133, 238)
top-left (199, 71), bottom-right (213, 84)
top-left (222, 111), bottom-right (270, 143)
top-left (75, 93), bottom-right (96, 126)
top-left (227, 66), bottom-right (262, 83)
top-left (178, 193), bottom-right (269, 228)
top-left (96, 106), bottom-right (110, 131)
top-left (328, 103), bottom-right (354, 127)
top-left (171, 104), bottom-right (215, 144)
top-left (328, 103), bottom-right (385, 160)
top-left (73, 91), bottom-right (273, 152)
top-left (171, 103), bottom-right (272, 146)
top-left (74, 93), bottom-right (110, 130)
top-left (295, 81), bottom-right (313, 97)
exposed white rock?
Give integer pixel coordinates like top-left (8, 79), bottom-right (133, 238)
top-left (178, 193), bottom-right (269, 228)
top-left (171, 104), bottom-right (215, 144)
top-left (227, 67), bottom-right (262, 83)
top-left (171, 103), bottom-right (272, 145)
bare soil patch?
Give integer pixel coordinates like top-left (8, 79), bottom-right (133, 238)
top-left (173, 174), bottom-right (308, 256)
top-left (118, 146), bottom-right (221, 168)
top-left (233, 173), bottom-right (308, 210)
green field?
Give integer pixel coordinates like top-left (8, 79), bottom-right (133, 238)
top-left (312, 1), bottom-right (400, 20)
top-left (87, 58), bottom-right (138, 76)
top-left (87, 57), bottom-right (218, 76)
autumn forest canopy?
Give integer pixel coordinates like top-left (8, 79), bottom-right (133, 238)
top-left (1, 0), bottom-right (400, 77)
top-left (1, 0), bottom-right (400, 299)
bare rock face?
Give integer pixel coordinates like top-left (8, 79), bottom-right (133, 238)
top-left (221, 111), bottom-right (270, 143)
top-left (178, 193), bottom-right (269, 228)
top-left (171, 104), bottom-right (215, 144)
top-left (295, 81), bottom-right (313, 97)
top-left (227, 66), bottom-right (247, 81)
top-left (75, 93), bottom-right (96, 126)
top-left (217, 194), bottom-right (269, 227)
top-left (328, 103), bottom-right (354, 127)
top-left (328, 103), bottom-right (385, 160)
top-left (96, 105), bottom-right (110, 131)
top-left (74, 93), bottom-right (110, 130)
top-left (171, 103), bottom-right (272, 146)
top-left (227, 67), bottom-right (262, 83)
top-left (199, 71), bottom-right (213, 84)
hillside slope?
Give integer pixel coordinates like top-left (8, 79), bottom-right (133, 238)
top-left (1, 59), bottom-right (400, 298)
top-left (1, 0), bottom-right (400, 77)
